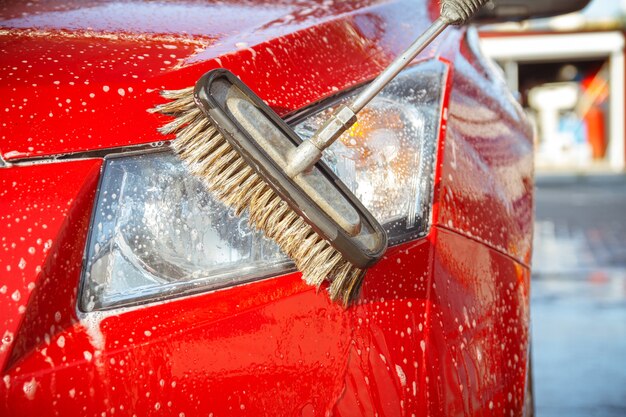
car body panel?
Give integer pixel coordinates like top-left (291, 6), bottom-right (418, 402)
top-left (0, 0), bottom-right (533, 416)
top-left (0, 159), bottom-right (101, 370)
top-left (1, 0), bottom-right (438, 161)
top-left (437, 29), bottom-right (534, 264)
top-left (2, 229), bottom-right (529, 417)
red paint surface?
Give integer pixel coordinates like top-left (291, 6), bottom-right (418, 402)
top-left (1, 0), bottom-right (440, 161)
top-left (0, 0), bottom-right (533, 416)
top-left (437, 30), bottom-right (534, 264)
top-left (1, 232), bottom-right (529, 417)
top-left (0, 159), bottom-right (102, 370)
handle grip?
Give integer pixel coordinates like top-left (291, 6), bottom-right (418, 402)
top-left (441, 0), bottom-right (489, 25)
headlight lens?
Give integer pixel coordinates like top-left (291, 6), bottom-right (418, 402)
top-left (80, 59), bottom-right (447, 311)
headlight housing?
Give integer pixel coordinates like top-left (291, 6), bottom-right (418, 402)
top-left (80, 59), bottom-right (448, 311)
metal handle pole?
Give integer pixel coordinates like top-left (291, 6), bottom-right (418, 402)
top-left (350, 17), bottom-right (448, 113)
top-left (285, 17), bottom-right (449, 178)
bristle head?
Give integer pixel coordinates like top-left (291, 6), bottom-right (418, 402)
top-left (152, 88), bottom-right (365, 305)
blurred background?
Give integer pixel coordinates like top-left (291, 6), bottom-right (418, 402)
top-left (479, 1), bottom-right (626, 415)
top-left (481, 0), bottom-right (624, 173)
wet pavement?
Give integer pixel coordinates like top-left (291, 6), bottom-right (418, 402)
top-left (532, 175), bottom-right (626, 417)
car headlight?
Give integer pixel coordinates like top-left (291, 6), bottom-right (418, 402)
top-left (80, 59), bottom-right (448, 311)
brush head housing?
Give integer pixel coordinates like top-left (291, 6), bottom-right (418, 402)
top-left (192, 69), bottom-right (387, 270)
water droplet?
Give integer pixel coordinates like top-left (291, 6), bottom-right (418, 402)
top-left (23, 378), bottom-right (36, 400)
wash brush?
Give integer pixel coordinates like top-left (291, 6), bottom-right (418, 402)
top-left (152, 0), bottom-right (487, 304)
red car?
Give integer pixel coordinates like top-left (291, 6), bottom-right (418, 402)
top-left (0, 0), bottom-right (581, 416)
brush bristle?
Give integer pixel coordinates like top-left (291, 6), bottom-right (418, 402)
top-left (153, 88), bottom-right (365, 305)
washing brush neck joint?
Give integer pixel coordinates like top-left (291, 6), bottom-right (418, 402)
top-left (285, 105), bottom-right (356, 178)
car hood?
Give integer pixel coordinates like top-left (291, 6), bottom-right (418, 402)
top-left (0, 0), bottom-right (437, 161)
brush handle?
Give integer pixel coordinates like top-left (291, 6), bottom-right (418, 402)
top-left (286, 0), bottom-right (487, 178)
top-left (352, 0), bottom-right (488, 113)
top-left (350, 17), bottom-right (448, 114)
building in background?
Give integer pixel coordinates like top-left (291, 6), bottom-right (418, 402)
top-left (479, 0), bottom-right (625, 172)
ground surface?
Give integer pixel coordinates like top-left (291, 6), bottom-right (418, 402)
top-left (532, 175), bottom-right (626, 417)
